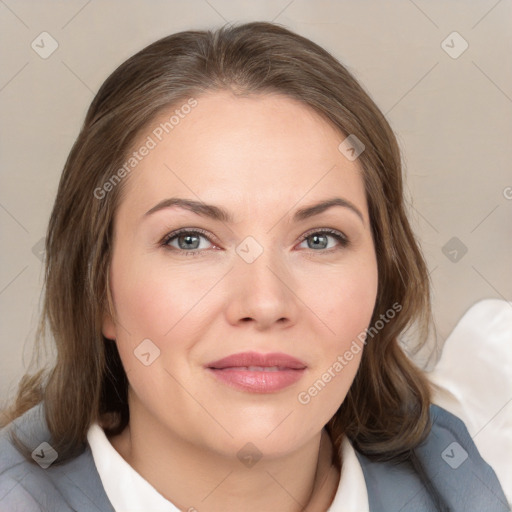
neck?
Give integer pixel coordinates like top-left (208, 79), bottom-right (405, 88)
top-left (108, 394), bottom-right (341, 512)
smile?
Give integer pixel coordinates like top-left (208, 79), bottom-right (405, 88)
top-left (206, 367), bottom-right (306, 393)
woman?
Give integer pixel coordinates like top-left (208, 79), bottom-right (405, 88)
top-left (0, 22), bottom-right (508, 512)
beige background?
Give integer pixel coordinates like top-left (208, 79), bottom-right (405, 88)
top-left (1, 0), bottom-right (511, 403)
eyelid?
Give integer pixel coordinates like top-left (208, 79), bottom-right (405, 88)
top-left (299, 227), bottom-right (347, 239)
top-left (160, 226), bottom-right (349, 254)
top-left (160, 227), bottom-right (217, 247)
top-left (297, 227), bottom-right (349, 246)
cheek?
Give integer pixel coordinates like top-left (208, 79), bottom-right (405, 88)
top-left (108, 252), bottom-right (227, 396)
top-left (305, 256), bottom-right (378, 348)
top-left (331, 276), bottom-right (377, 342)
top-left (110, 253), bottom-right (215, 340)
top-left (295, 272), bottom-right (377, 427)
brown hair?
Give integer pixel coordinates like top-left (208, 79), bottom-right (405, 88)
top-left (1, 22), bottom-right (433, 466)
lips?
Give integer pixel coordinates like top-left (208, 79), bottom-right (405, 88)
top-left (206, 351), bottom-right (307, 370)
top-left (205, 351), bottom-right (307, 393)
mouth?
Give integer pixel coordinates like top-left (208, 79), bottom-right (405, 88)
top-left (217, 366), bottom-right (293, 372)
top-left (205, 352), bottom-right (307, 393)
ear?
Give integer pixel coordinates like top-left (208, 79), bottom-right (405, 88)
top-left (102, 310), bottom-right (117, 340)
top-left (102, 266), bottom-right (117, 340)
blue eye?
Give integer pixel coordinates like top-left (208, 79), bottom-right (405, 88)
top-left (298, 229), bottom-right (349, 251)
top-left (161, 228), bottom-right (349, 256)
top-left (162, 229), bottom-right (214, 254)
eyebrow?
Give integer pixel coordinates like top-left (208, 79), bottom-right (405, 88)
top-left (144, 197), bottom-right (364, 224)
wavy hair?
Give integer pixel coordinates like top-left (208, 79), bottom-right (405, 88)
top-left (1, 22), bottom-right (434, 467)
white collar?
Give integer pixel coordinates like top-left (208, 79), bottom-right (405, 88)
top-left (87, 424), bottom-right (369, 512)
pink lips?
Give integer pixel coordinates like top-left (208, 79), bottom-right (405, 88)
top-left (205, 351), bottom-right (307, 393)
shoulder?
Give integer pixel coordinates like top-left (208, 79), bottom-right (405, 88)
top-left (427, 298), bottom-right (512, 506)
top-left (355, 404), bottom-right (510, 512)
top-left (421, 404), bottom-right (509, 511)
top-left (0, 403), bottom-right (114, 512)
top-left (0, 403), bottom-right (54, 511)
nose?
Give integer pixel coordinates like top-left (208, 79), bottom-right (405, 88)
top-left (224, 246), bottom-right (300, 331)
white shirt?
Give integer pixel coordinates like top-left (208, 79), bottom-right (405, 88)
top-left (87, 425), bottom-right (369, 512)
top-left (87, 299), bottom-right (512, 512)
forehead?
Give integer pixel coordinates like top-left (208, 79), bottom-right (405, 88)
top-left (117, 90), bottom-right (368, 221)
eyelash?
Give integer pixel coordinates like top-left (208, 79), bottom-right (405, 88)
top-left (160, 227), bottom-right (349, 256)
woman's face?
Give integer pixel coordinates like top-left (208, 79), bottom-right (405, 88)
top-left (103, 90), bottom-right (378, 459)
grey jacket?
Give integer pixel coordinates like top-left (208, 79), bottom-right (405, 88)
top-left (0, 402), bottom-right (509, 511)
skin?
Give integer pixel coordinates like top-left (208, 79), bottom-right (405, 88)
top-left (103, 90), bottom-right (379, 512)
